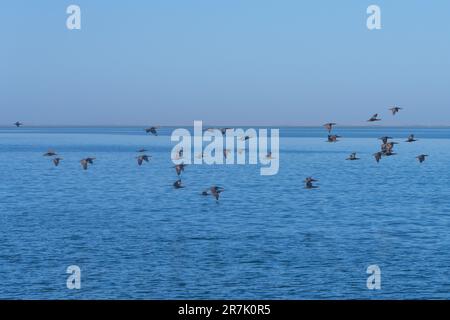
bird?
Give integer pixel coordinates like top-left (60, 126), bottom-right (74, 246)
top-left (80, 157), bottom-right (96, 170)
top-left (85, 157), bottom-right (96, 164)
top-left (173, 147), bottom-right (184, 160)
top-left (346, 152), bottom-right (360, 160)
top-left (205, 127), bottom-right (232, 135)
top-left (173, 179), bottom-right (184, 189)
top-left (145, 126), bottom-right (159, 136)
top-left (240, 135), bottom-right (254, 141)
top-left (173, 163), bottom-right (187, 176)
top-left (14, 121), bottom-right (23, 127)
top-left (379, 136), bottom-right (393, 144)
top-left (265, 152), bottom-right (274, 159)
top-left (52, 157), bottom-right (63, 167)
top-left (324, 123), bottom-right (336, 133)
top-left (305, 177), bottom-right (319, 189)
top-left (373, 152), bottom-right (382, 163)
top-left (406, 134), bottom-right (417, 143)
top-left (43, 149), bottom-right (57, 157)
top-left (381, 141), bottom-right (398, 155)
top-left (202, 186), bottom-right (225, 200)
top-left (389, 106), bottom-right (403, 115)
top-left (137, 148), bottom-right (148, 153)
top-left (367, 114), bottom-right (381, 122)
top-left (137, 154), bottom-right (151, 166)
top-left (327, 135), bottom-right (341, 142)
top-left (416, 154), bottom-right (428, 163)
top-left (80, 159), bottom-right (89, 170)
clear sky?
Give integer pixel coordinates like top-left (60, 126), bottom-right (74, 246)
top-left (1, 0), bottom-right (449, 126)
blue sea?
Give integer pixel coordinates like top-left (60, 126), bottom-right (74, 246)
top-left (1, 126), bottom-right (450, 299)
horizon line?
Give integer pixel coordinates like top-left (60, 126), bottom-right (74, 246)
top-left (3, 124), bottom-right (450, 128)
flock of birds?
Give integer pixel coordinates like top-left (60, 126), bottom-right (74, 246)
top-left (12, 107), bottom-right (429, 196)
top-left (305, 106), bottom-right (429, 189)
top-left (13, 123), bottom-right (227, 201)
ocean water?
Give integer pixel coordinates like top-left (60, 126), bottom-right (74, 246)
top-left (1, 126), bottom-right (450, 299)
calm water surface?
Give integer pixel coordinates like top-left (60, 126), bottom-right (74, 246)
top-left (1, 127), bottom-right (450, 299)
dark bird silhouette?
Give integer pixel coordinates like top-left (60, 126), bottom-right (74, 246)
top-left (379, 136), bottom-right (393, 144)
top-left (305, 177), bottom-right (319, 189)
top-left (43, 149), bottom-right (57, 157)
top-left (373, 152), bottom-right (382, 163)
top-left (327, 135), bottom-right (341, 142)
top-left (14, 121), bottom-right (23, 127)
top-left (346, 152), bottom-right (360, 160)
top-left (324, 123), bottom-right (336, 133)
top-left (240, 135), bottom-right (254, 141)
top-left (137, 148), bottom-right (148, 153)
top-left (137, 154), bottom-right (151, 166)
top-left (367, 114), bottom-right (381, 122)
top-left (52, 157), bottom-right (63, 167)
top-left (80, 157), bottom-right (96, 170)
top-left (416, 154), bottom-right (428, 163)
top-left (80, 159), bottom-right (89, 170)
top-left (205, 127), bottom-right (232, 135)
top-left (145, 126), bottom-right (159, 136)
top-left (406, 134), bottom-right (417, 143)
top-left (389, 106), bottom-right (403, 115)
top-left (202, 186), bottom-right (225, 200)
top-left (173, 163), bottom-right (187, 176)
top-left (173, 179), bottom-right (184, 189)
top-left (381, 142), bottom-right (398, 155)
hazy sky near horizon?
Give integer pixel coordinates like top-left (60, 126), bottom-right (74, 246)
top-left (1, 1), bottom-right (449, 126)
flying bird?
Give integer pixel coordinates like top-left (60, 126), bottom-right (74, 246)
top-left (173, 179), bottom-right (184, 189)
top-left (14, 121), bottom-right (23, 127)
top-left (205, 127), bottom-right (232, 135)
top-left (305, 177), bottom-right (319, 189)
top-left (145, 126), bottom-right (159, 136)
top-left (381, 142), bottom-right (398, 155)
top-left (137, 154), bottom-right (151, 166)
top-left (52, 157), bottom-right (63, 167)
top-left (406, 134), bottom-right (417, 143)
top-left (80, 157), bottom-right (96, 170)
top-left (389, 106), bottom-right (403, 115)
top-left (367, 114), bottom-right (381, 122)
top-left (379, 136), bottom-right (393, 144)
top-left (265, 152), bottom-right (274, 159)
top-left (43, 149), bottom-right (57, 157)
top-left (202, 186), bottom-right (225, 200)
top-left (327, 135), bottom-right (341, 142)
top-left (416, 154), bottom-right (428, 163)
top-left (324, 123), bottom-right (336, 133)
top-left (346, 152), bottom-right (360, 161)
top-left (137, 148), bottom-right (148, 153)
top-left (240, 135), bottom-right (254, 141)
top-left (373, 152), bottom-right (382, 163)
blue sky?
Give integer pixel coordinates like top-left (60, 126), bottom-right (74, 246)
top-left (1, 0), bottom-right (449, 126)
